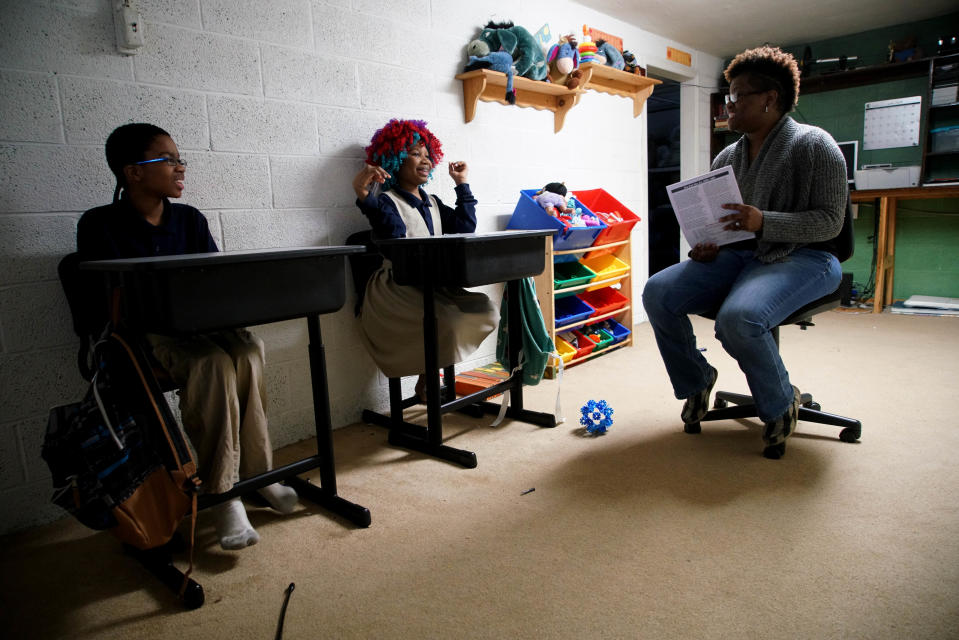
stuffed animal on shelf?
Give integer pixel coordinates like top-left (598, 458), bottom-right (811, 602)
top-left (622, 50), bottom-right (644, 75)
top-left (596, 39), bottom-right (625, 70)
top-left (546, 37), bottom-right (583, 89)
top-left (468, 20), bottom-right (548, 81)
top-left (464, 51), bottom-right (517, 104)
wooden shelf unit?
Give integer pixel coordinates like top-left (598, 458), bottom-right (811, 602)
top-left (455, 65), bottom-right (660, 133)
top-left (533, 236), bottom-right (633, 376)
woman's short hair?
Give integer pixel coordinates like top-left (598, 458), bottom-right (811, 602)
top-left (105, 122), bottom-right (170, 201)
top-left (364, 119), bottom-right (443, 191)
top-left (724, 46), bottom-right (800, 113)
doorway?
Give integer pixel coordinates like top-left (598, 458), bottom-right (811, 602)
top-left (647, 76), bottom-right (681, 276)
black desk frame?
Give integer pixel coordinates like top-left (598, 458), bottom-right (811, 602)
top-left (361, 232), bottom-right (557, 468)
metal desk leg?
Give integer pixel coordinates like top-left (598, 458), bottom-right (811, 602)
top-left (285, 314), bottom-right (371, 527)
top-left (387, 282), bottom-right (478, 468)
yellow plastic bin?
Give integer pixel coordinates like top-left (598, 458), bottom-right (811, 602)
top-left (555, 335), bottom-right (577, 363)
top-left (582, 254), bottom-right (629, 290)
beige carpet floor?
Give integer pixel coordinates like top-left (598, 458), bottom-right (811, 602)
top-left (2, 311), bottom-right (958, 640)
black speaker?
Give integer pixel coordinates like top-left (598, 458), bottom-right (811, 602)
top-left (839, 272), bottom-right (853, 306)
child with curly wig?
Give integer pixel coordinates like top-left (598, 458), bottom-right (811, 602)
top-left (351, 119), bottom-right (496, 398)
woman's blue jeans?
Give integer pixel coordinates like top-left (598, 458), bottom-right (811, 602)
top-left (641, 247), bottom-right (842, 422)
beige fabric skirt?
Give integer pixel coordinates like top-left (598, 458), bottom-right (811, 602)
top-left (359, 263), bottom-right (497, 378)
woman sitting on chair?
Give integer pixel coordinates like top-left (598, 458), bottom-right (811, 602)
top-left (642, 46), bottom-right (847, 459)
top-left (351, 119), bottom-right (497, 400)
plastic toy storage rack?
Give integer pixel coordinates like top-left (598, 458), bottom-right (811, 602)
top-left (533, 233), bottom-right (633, 376)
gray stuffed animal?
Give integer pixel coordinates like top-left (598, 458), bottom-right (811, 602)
top-left (467, 20), bottom-right (547, 81)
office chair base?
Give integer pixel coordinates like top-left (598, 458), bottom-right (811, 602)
top-left (684, 390), bottom-right (862, 443)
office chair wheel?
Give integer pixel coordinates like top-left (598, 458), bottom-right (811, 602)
top-left (684, 421), bottom-right (701, 434)
top-left (804, 401), bottom-right (821, 411)
top-left (839, 427), bottom-right (860, 443)
top-left (713, 398), bottom-right (728, 409)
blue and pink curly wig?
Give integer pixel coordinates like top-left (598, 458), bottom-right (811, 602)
top-left (364, 119), bottom-right (444, 191)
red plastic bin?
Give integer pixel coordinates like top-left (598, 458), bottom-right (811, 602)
top-left (578, 287), bottom-right (629, 317)
top-left (572, 189), bottom-right (640, 258)
top-left (558, 330), bottom-right (596, 360)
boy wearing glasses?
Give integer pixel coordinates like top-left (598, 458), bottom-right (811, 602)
top-left (77, 123), bottom-right (298, 551)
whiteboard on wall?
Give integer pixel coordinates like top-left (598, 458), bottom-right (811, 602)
top-left (862, 96), bottom-right (922, 150)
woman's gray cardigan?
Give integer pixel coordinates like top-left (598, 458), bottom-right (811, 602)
top-left (712, 115), bottom-right (847, 263)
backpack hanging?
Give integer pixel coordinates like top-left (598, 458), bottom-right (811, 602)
top-left (43, 332), bottom-right (200, 583)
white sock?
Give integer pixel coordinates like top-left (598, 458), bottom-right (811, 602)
top-left (258, 483), bottom-right (299, 514)
top-left (213, 498), bottom-right (260, 550)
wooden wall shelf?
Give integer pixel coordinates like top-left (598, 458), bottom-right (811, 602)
top-left (455, 65), bottom-right (661, 132)
top-left (577, 63), bottom-right (662, 117)
top-left (455, 69), bottom-right (578, 133)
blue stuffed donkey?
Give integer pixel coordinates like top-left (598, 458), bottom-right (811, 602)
top-left (596, 39), bottom-right (625, 70)
top-left (464, 51), bottom-right (517, 104)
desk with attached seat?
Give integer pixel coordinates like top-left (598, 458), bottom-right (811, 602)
top-left (82, 247), bottom-right (369, 528)
top-left (360, 230), bottom-right (556, 468)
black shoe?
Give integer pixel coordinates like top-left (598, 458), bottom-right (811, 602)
top-left (681, 365), bottom-right (718, 425)
top-left (762, 385), bottom-right (800, 456)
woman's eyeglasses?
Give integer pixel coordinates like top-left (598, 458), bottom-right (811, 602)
top-left (725, 91), bottom-right (765, 105)
top-left (135, 157), bottom-right (188, 167)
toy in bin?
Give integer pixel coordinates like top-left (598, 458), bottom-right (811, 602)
top-left (533, 183), bottom-right (600, 232)
top-left (558, 330), bottom-right (595, 359)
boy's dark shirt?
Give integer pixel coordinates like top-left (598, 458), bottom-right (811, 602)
top-left (76, 197), bottom-right (218, 332)
top-left (77, 197), bottom-right (218, 260)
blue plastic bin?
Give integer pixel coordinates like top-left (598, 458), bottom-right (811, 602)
top-left (554, 295), bottom-right (595, 329)
top-left (596, 319), bottom-right (631, 344)
top-left (507, 189), bottom-right (605, 262)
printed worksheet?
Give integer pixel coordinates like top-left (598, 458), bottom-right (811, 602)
top-left (666, 166), bottom-right (755, 247)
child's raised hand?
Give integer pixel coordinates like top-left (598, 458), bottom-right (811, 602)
top-left (448, 161), bottom-right (468, 185)
top-left (352, 164), bottom-right (390, 199)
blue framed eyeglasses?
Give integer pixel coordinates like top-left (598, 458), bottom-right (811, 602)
top-left (135, 157), bottom-right (188, 167)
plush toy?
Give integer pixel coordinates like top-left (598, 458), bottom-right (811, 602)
top-left (467, 20), bottom-right (548, 81)
top-left (622, 50), bottom-right (643, 75)
top-left (464, 51), bottom-right (516, 104)
top-left (533, 182), bottom-right (573, 216)
top-left (596, 39), bottom-right (625, 70)
top-left (546, 37), bottom-right (582, 89)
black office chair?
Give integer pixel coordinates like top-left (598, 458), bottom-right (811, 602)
top-left (58, 252), bottom-right (108, 381)
top-left (685, 202), bottom-right (862, 446)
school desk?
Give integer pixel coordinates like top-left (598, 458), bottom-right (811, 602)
top-left (364, 230), bottom-right (556, 468)
top-left (81, 247), bottom-right (371, 527)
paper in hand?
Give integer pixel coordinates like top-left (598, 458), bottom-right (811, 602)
top-left (666, 166), bottom-right (755, 247)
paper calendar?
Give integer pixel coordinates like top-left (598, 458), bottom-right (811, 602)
top-left (862, 96), bottom-right (922, 150)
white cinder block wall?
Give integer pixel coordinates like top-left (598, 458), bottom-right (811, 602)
top-left (0, 0), bottom-right (722, 533)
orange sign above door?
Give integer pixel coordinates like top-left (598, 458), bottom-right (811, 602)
top-left (667, 46), bottom-right (692, 66)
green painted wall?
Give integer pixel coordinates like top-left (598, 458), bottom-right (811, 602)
top-left (781, 14), bottom-right (959, 301)
top-left (845, 202), bottom-right (959, 300)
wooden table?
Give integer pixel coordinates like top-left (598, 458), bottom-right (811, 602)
top-left (850, 186), bottom-right (959, 313)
